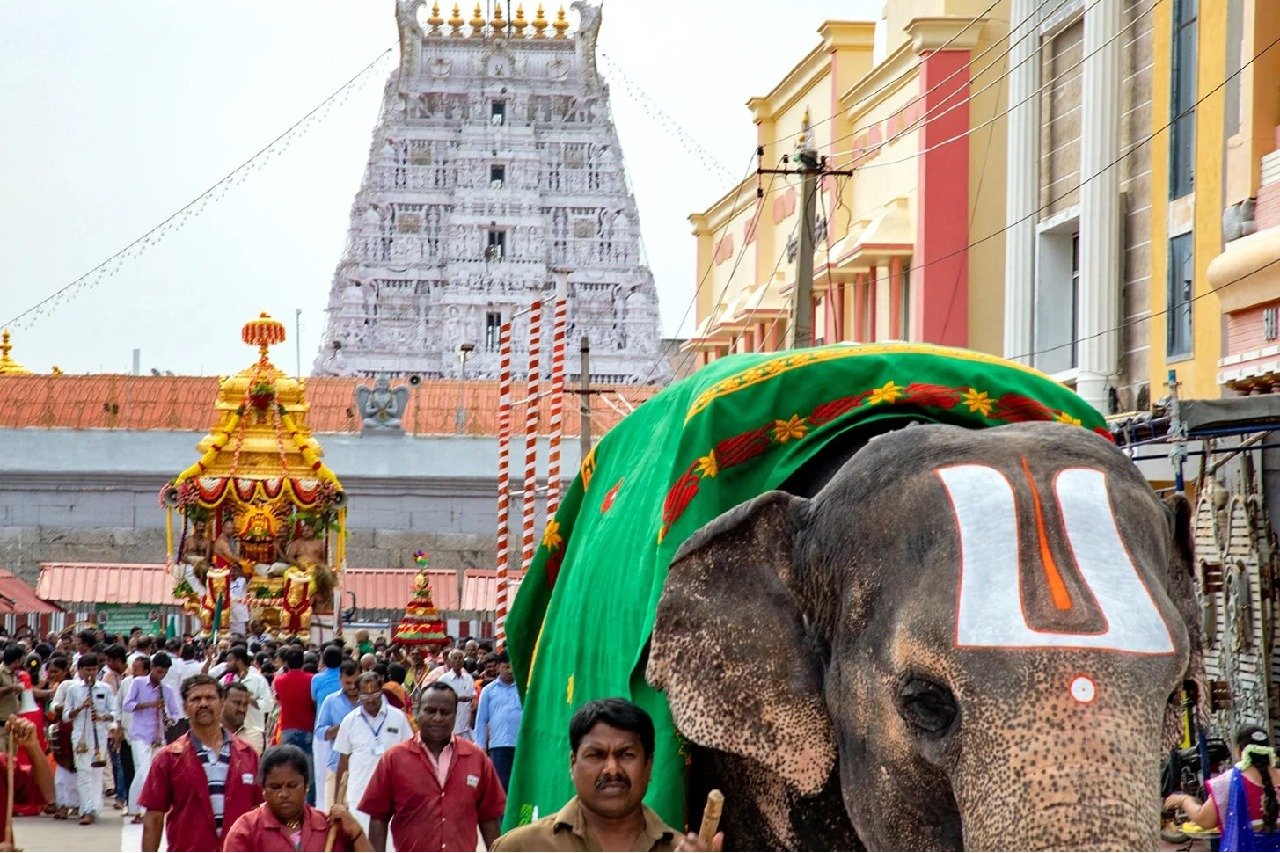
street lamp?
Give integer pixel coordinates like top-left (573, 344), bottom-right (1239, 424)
top-left (456, 342), bottom-right (476, 432)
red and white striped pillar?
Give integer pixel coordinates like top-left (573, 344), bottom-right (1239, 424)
top-left (519, 301), bottom-right (545, 579)
top-left (544, 274), bottom-right (570, 519)
top-left (493, 319), bottom-right (515, 640)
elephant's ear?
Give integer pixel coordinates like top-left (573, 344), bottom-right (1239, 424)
top-left (647, 491), bottom-right (835, 796)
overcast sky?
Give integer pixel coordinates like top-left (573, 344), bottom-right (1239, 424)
top-left (0, 0), bottom-right (880, 376)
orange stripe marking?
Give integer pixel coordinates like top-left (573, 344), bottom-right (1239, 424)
top-left (1021, 456), bottom-right (1073, 611)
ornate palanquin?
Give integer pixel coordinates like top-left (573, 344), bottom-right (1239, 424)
top-left (161, 314), bottom-right (347, 638)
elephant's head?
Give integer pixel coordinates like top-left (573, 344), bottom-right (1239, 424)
top-left (648, 423), bottom-right (1201, 850)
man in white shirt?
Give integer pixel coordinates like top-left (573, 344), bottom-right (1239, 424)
top-left (161, 643), bottom-right (202, 706)
top-left (63, 654), bottom-right (115, 825)
top-left (433, 650), bottom-right (476, 739)
top-left (334, 672), bottom-right (411, 834)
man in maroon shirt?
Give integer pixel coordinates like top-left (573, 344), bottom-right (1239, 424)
top-left (273, 648), bottom-right (316, 804)
top-left (359, 681), bottom-right (505, 851)
top-left (139, 674), bottom-right (263, 852)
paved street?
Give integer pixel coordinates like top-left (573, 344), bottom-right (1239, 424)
top-left (11, 810), bottom-right (142, 852)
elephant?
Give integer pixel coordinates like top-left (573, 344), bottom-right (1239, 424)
top-left (647, 421), bottom-right (1203, 851)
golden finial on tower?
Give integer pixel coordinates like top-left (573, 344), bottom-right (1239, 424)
top-left (552, 4), bottom-right (569, 37)
top-left (448, 2), bottom-right (465, 35)
top-left (0, 329), bottom-right (31, 376)
top-left (797, 108), bottom-right (811, 150)
top-left (427, 1), bottom-right (444, 35)
top-left (470, 2), bottom-right (486, 35)
top-left (490, 2), bottom-right (506, 35)
top-left (512, 4), bottom-right (528, 37)
top-left (532, 3), bottom-right (548, 38)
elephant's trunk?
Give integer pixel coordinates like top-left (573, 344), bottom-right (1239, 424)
top-left (954, 722), bottom-right (1163, 850)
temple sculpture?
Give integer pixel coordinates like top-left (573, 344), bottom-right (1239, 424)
top-left (314, 1), bottom-right (669, 385)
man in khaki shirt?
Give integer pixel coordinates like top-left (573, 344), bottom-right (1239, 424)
top-left (491, 698), bottom-right (720, 853)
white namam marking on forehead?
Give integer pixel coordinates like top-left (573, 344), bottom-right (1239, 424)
top-left (937, 464), bottom-right (1174, 654)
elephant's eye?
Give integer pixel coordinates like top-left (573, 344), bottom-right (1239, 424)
top-left (898, 677), bottom-right (958, 736)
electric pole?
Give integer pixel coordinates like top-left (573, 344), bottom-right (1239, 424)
top-left (757, 110), bottom-right (853, 350)
top-left (579, 336), bottom-right (591, 461)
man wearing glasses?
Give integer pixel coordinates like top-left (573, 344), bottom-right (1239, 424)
top-left (334, 671), bottom-right (411, 835)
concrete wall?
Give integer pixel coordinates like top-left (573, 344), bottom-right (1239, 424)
top-left (0, 428), bottom-right (578, 583)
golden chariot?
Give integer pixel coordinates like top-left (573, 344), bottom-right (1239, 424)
top-left (160, 313), bottom-right (347, 639)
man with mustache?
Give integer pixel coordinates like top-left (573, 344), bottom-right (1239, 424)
top-left (139, 674), bottom-right (263, 852)
top-left (358, 681), bottom-right (505, 851)
top-left (490, 698), bottom-right (722, 852)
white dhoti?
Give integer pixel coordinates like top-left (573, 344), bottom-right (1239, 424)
top-left (55, 765), bottom-right (79, 809)
top-left (127, 739), bottom-right (157, 816)
top-left (73, 750), bottom-right (105, 817)
top-left (230, 576), bottom-right (249, 636)
top-left (313, 738), bottom-right (331, 811)
top-left (183, 564), bottom-right (207, 598)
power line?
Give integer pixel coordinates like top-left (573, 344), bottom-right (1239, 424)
top-left (4, 48), bottom-right (396, 331)
top-left (830, 0), bottom-right (1157, 170)
top-left (686, 17), bottom-right (1280, 377)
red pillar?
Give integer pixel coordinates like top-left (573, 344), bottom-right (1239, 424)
top-left (853, 274), bottom-right (867, 342)
top-left (915, 51), bottom-right (970, 346)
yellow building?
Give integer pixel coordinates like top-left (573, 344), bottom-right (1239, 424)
top-left (1205, 1), bottom-right (1280, 397)
top-left (685, 1), bottom-right (1009, 367)
top-left (1146, 0), bottom-right (1232, 400)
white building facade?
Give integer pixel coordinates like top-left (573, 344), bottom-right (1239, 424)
top-left (1003, 0), bottom-right (1154, 414)
top-left (316, 2), bottom-right (668, 384)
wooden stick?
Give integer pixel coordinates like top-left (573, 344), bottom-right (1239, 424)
top-left (5, 732), bottom-right (17, 852)
top-left (698, 789), bottom-right (723, 848)
top-left (325, 775), bottom-right (349, 852)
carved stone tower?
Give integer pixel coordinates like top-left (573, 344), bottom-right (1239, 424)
top-left (315, 1), bottom-right (669, 384)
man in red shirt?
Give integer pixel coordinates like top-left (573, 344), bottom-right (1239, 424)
top-left (359, 681), bottom-right (505, 852)
top-left (139, 674), bottom-right (263, 852)
top-left (273, 647), bottom-right (316, 804)
top-left (0, 716), bottom-right (54, 851)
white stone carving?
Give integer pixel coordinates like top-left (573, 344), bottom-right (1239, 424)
top-left (315, 1), bottom-right (666, 384)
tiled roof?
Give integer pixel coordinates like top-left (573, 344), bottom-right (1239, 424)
top-left (0, 374), bottom-right (657, 436)
top-left (36, 563), bottom-right (511, 614)
top-left (0, 570), bottom-right (61, 615)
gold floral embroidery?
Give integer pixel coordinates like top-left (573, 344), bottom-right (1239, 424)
top-left (961, 388), bottom-right (993, 417)
top-left (542, 519), bottom-right (563, 551)
top-left (696, 451), bottom-right (718, 478)
top-left (868, 381), bottom-right (904, 405)
top-left (684, 342), bottom-right (1056, 423)
top-left (772, 415), bottom-right (808, 443)
top-left (1055, 411), bottom-right (1083, 426)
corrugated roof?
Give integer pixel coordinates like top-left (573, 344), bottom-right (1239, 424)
top-left (37, 563), bottom-right (173, 605)
top-left (0, 570), bottom-right (61, 615)
top-left (343, 568), bottom-right (460, 612)
top-left (460, 570), bottom-right (524, 613)
top-left (0, 374), bottom-right (657, 436)
top-left (36, 563), bottom-right (485, 613)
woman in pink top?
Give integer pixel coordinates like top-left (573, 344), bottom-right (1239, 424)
top-left (223, 745), bottom-right (372, 852)
top-left (1167, 726), bottom-right (1280, 839)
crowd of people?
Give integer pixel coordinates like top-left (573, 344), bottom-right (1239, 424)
top-left (0, 620), bottom-right (718, 851)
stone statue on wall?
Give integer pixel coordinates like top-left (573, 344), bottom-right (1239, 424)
top-left (571, 1), bottom-right (602, 91)
top-left (356, 375), bottom-right (409, 432)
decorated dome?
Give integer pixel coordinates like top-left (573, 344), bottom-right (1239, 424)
top-left (392, 551), bottom-right (450, 648)
top-left (172, 313), bottom-right (342, 491)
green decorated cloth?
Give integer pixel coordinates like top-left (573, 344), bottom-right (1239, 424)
top-left (503, 343), bottom-right (1108, 831)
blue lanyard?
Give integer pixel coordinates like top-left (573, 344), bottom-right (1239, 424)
top-left (361, 708), bottom-right (386, 741)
